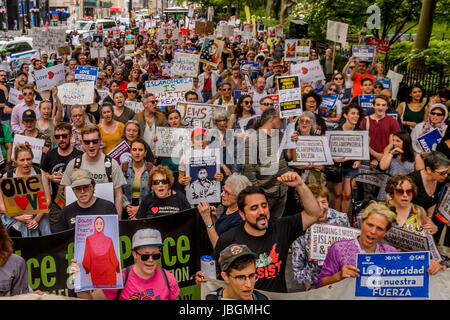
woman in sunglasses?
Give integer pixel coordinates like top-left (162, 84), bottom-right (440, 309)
top-left (227, 94), bottom-right (256, 132)
top-left (319, 81), bottom-right (343, 130)
top-left (411, 103), bottom-right (448, 156)
top-left (136, 165), bottom-right (190, 219)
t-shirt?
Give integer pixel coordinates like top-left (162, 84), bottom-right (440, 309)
top-left (213, 213), bottom-right (304, 293)
top-left (0, 254), bottom-right (30, 296)
top-left (56, 198), bottom-right (117, 232)
top-left (136, 191), bottom-right (191, 219)
top-left (360, 115), bottom-right (400, 154)
top-left (352, 73), bottom-right (375, 97)
top-left (214, 208), bottom-right (244, 236)
top-left (102, 265), bottom-right (179, 300)
top-left (41, 147), bottom-right (83, 201)
top-left (408, 170), bottom-right (448, 211)
top-left (0, 123), bottom-right (12, 161)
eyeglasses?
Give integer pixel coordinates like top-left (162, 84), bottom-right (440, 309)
top-left (300, 119), bottom-right (312, 124)
top-left (222, 88), bottom-right (232, 91)
top-left (152, 179), bottom-right (169, 186)
top-left (261, 102), bottom-right (274, 106)
top-left (82, 139), bottom-right (100, 145)
top-left (73, 185), bottom-right (92, 193)
top-left (229, 273), bottom-right (259, 283)
top-left (434, 169), bottom-right (449, 176)
top-left (72, 113), bottom-right (83, 118)
top-left (394, 188), bottom-right (413, 196)
top-left (136, 251), bottom-right (161, 261)
top-left (222, 187), bottom-right (235, 196)
top-left (334, 77), bottom-right (343, 80)
top-left (243, 100), bottom-right (253, 105)
top-left (23, 92), bottom-right (34, 96)
top-left (55, 134), bottom-right (69, 139)
top-left (430, 112), bottom-right (444, 116)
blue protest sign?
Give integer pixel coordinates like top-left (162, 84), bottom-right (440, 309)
top-left (340, 87), bottom-right (352, 105)
top-left (74, 66), bottom-right (99, 85)
top-left (359, 94), bottom-right (377, 114)
top-left (417, 128), bottom-right (442, 152)
top-left (356, 251), bottom-right (430, 298)
top-left (318, 94), bottom-right (338, 117)
top-left (375, 77), bottom-right (391, 90)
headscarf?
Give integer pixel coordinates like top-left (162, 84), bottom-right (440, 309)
top-left (421, 103), bottom-right (448, 136)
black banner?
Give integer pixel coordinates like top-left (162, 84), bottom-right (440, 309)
top-left (11, 208), bottom-right (212, 300)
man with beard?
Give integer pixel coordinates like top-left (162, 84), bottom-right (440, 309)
top-left (196, 171), bottom-right (321, 293)
top-left (41, 122), bottom-right (84, 232)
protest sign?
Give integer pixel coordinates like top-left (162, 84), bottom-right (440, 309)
top-left (376, 77), bottom-right (392, 90)
top-left (74, 215), bottom-right (123, 292)
top-left (288, 136), bottom-right (334, 165)
top-left (277, 75), bottom-right (302, 118)
top-left (417, 128), bottom-right (442, 153)
top-left (358, 94), bottom-right (377, 113)
top-left (124, 101), bottom-right (144, 113)
top-left (284, 39), bottom-right (310, 62)
top-left (437, 184), bottom-right (450, 221)
top-left (57, 46), bottom-right (71, 56)
top-left (124, 38), bottom-right (135, 55)
top-left (194, 21), bottom-right (214, 35)
top-left (155, 127), bottom-right (191, 158)
top-left (186, 148), bottom-right (221, 205)
top-left (7, 87), bottom-right (24, 105)
top-left (65, 182), bottom-right (114, 206)
top-left (352, 45), bottom-right (376, 62)
top-left (176, 101), bottom-right (226, 129)
top-left (34, 64), bottom-right (65, 92)
top-left (240, 60), bottom-right (260, 77)
top-left (309, 224), bottom-right (361, 262)
top-left (326, 20), bottom-right (349, 44)
top-left (112, 27), bottom-right (120, 38)
top-left (217, 25), bottom-right (234, 38)
top-left (145, 77), bottom-right (193, 107)
top-left (90, 48), bottom-right (107, 59)
top-left (107, 140), bottom-right (131, 166)
top-left (0, 174), bottom-right (49, 217)
top-left (318, 94), bottom-right (338, 117)
top-left (57, 82), bottom-right (95, 105)
top-left (92, 34), bottom-right (103, 49)
top-left (74, 66), bottom-right (98, 85)
top-left (355, 165), bottom-right (386, 187)
top-left (291, 59), bottom-right (326, 89)
top-left (171, 52), bottom-right (200, 77)
top-left (356, 251), bottom-right (430, 298)
top-left (199, 37), bottom-right (224, 68)
top-left (326, 130), bottom-right (370, 160)
top-left (158, 26), bottom-right (179, 45)
top-left (12, 134), bottom-right (45, 164)
top-left (366, 36), bottom-right (390, 54)
top-left (340, 87), bottom-right (353, 105)
top-left (11, 209), bottom-right (212, 299)
top-left (386, 70), bottom-right (404, 100)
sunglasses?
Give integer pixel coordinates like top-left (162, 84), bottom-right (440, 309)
top-left (127, 90), bottom-right (137, 93)
top-left (23, 92), bottom-right (34, 96)
top-left (434, 169), bottom-right (449, 176)
top-left (334, 77), bottom-right (343, 80)
top-left (394, 188), bottom-right (413, 196)
top-left (222, 88), bottom-right (231, 91)
top-left (375, 86), bottom-right (383, 89)
top-left (243, 100), bottom-right (253, 105)
top-left (329, 88), bottom-right (338, 93)
top-left (430, 112), bottom-right (444, 116)
top-left (55, 134), bottom-right (69, 139)
top-left (83, 139), bottom-right (100, 145)
top-left (152, 179), bottom-right (169, 186)
top-left (261, 102), bottom-right (274, 106)
top-left (136, 251), bottom-right (161, 261)
top-left (149, 100), bottom-right (158, 104)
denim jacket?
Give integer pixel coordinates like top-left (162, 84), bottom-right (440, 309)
top-left (122, 161), bottom-right (151, 208)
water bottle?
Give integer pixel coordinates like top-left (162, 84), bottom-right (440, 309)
top-left (200, 255), bottom-right (216, 279)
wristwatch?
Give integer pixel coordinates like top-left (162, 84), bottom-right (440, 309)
top-left (206, 223), bottom-right (213, 229)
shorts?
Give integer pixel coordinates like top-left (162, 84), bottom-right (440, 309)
top-left (342, 166), bottom-right (358, 179)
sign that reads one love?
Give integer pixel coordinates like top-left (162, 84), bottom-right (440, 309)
top-left (1, 175), bottom-right (49, 217)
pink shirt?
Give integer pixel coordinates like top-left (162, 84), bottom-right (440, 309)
top-left (11, 101), bottom-right (41, 134)
top-left (102, 265), bottom-right (180, 300)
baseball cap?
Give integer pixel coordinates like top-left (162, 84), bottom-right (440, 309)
top-left (219, 244), bottom-right (258, 272)
top-left (70, 169), bottom-right (94, 189)
top-left (22, 109), bottom-right (37, 121)
top-left (191, 128), bottom-right (207, 138)
top-left (132, 228), bottom-right (164, 249)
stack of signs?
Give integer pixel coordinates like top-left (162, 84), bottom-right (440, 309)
top-left (155, 127), bottom-right (191, 158)
top-left (74, 66), bottom-right (98, 85)
top-left (318, 93), bottom-right (339, 117)
top-left (277, 75), bottom-right (302, 118)
top-left (171, 52), bottom-right (200, 77)
top-left (352, 45), bottom-right (376, 62)
top-left (199, 38), bottom-right (224, 68)
top-left (289, 136), bottom-right (334, 166)
top-left (291, 59), bottom-right (326, 90)
top-left (145, 78), bottom-right (193, 108)
top-left (34, 63), bottom-right (66, 92)
top-left (284, 39), bottom-right (310, 62)
top-left (326, 20), bottom-right (349, 44)
top-left (12, 135), bottom-right (45, 164)
top-left (176, 102), bottom-right (226, 129)
top-left (57, 82), bottom-right (95, 105)
top-left (366, 36), bottom-right (390, 54)
top-left (326, 131), bottom-right (370, 160)
top-left (158, 26), bottom-right (179, 45)
top-left (417, 128), bottom-right (442, 153)
top-left (358, 94), bottom-right (377, 113)
top-left (185, 148), bottom-right (221, 205)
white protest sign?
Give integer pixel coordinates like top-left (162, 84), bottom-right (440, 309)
top-left (124, 101), bottom-right (144, 113)
top-left (288, 136), bottom-right (334, 165)
top-left (217, 25), bottom-right (234, 38)
top-left (7, 87), bottom-right (24, 105)
top-left (158, 26), bottom-right (179, 45)
top-left (12, 135), bottom-right (45, 164)
top-left (438, 185), bottom-right (450, 221)
top-left (171, 52), bottom-right (200, 78)
top-left (277, 75), bottom-right (302, 118)
top-left (65, 182), bottom-right (114, 206)
top-left (57, 82), bottom-right (94, 105)
top-left (291, 59), bottom-right (326, 89)
top-left (326, 20), bottom-right (349, 44)
top-left (176, 102), bottom-right (226, 129)
top-left (155, 127), bottom-right (191, 158)
top-left (386, 70), bottom-right (404, 100)
top-left (34, 64), bottom-right (66, 92)
top-left (90, 48), bottom-right (107, 59)
top-left (145, 78), bottom-right (193, 107)
top-left (326, 131), bottom-right (370, 160)
top-left (284, 39), bottom-right (310, 62)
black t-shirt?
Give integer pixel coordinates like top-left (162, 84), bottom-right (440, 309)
top-left (408, 170), bottom-right (448, 211)
top-left (136, 191), bottom-right (191, 219)
top-left (56, 198), bottom-right (117, 232)
top-left (213, 213), bottom-right (304, 293)
top-left (41, 147), bottom-right (84, 201)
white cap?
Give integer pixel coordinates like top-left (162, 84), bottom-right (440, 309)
top-left (132, 229), bottom-right (164, 249)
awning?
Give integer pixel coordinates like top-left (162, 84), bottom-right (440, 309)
top-left (110, 8), bottom-right (121, 12)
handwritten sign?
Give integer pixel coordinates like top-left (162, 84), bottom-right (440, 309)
top-left (124, 101), bottom-right (144, 113)
top-left (277, 75), bottom-right (302, 118)
top-left (157, 26), bottom-right (179, 45)
top-left (171, 52), bottom-right (200, 77)
top-left (155, 127), bottom-right (191, 158)
top-left (57, 82), bottom-right (94, 105)
top-left (288, 136), bottom-right (334, 165)
top-left (326, 131), bottom-right (370, 160)
top-left (194, 21), bottom-right (214, 35)
top-left (366, 36), bottom-right (390, 54)
top-left (176, 102), bottom-right (226, 129)
top-left (34, 64), bottom-right (65, 92)
top-left (145, 78), bottom-right (193, 107)
top-left (0, 174), bottom-right (49, 217)
top-left (12, 134), bottom-right (45, 164)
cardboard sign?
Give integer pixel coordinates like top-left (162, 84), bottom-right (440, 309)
top-left (34, 64), bottom-right (66, 92)
top-left (171, 52), bottom-right (200, 77)
top-left (356, 251), bottom-right (430, 298)
top-left (326, 131), bottom-right (370, 160)
top-left (352, 45), bottom-right (376, 62)
top-left (194, 21), bottom-right (214, 35)
top-left (288, 136), bottom-right (334, 165)
top-left (284, 39), bottom-right (310, 62)
top-left (57, 46), bottom-right (71, 57)
top-left (57, 82), bottom-right (94, 105)
top-left (7, 87), bottom-right (24, 105)
top-left (417, 128), bottom-right (442, 153)
top-left (0, 174), bottom-right (49, 217)
top-left (326, 20), bottom-right (349, 44)
top-left (107, 140), bottom-right (131, 166)
top-left (199, 38), bottom-right (224, 68)
top-left (366, 36), bottom-right (390, 54)
top-left (145, 78), bottom-right (193, 107)
top-left (74, 66), bottom-right (98, 85)
top-left (277, 75), bottom-right (302, 118)
top-left (12, 134), bottom-right (45, 164)
top-left (155, 127), bottom-right (191, 158)
top-left (176, 102), bottom-right (226, 129)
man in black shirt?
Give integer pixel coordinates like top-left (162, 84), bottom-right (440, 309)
top-left (41, 122), bottom-right (83, 232)
top-left (56, 169), bottom-right (117, 232)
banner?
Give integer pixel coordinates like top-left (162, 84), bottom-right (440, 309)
top-left (352, 45), bottom-right (376, 62)
top-left (171, 52), bottom-right (200, 78)
top-left (288, 136), bottom-right (334, 165)
top-left (355, 251), bottom-right (430, 298)
top-left (11, 209), bottom-right (212, 299)
top-left (176, 102), bottom-right (226, 129)
top-left (145, 78), bottom-right (193, 107)
top-left (326, 130), bottom-right (370, 160)
top-left (107, 140), bottom-right (131, 166)
top-left (417, 128), bottom-right (442, 153)
top-left (74, 66), bottom-right (98, 85)
top-left (326, 20), bottom-right (349, 44)
top-left (284, 39), bottom-right (310, 62)
top-left (366, 36), bottom-right (390, 54)
top-left (199, 38), bottom-right (224, 68)
top-left (34, 64), bottom-right (66, 92)
top-left (12, 134), bottom-right (45, 164)
top-left (57, 82), bottom-right (95, 105)
top-left (277, 75), bottom-right (302, 118)
top-left (155, 127), bottom-right (191, 158)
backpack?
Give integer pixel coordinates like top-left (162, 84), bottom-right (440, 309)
top-left (73, 154), bottom-right (113, 183)
top-left (7, 166), bottom-right (41, 177)
top-left (114, 265), bottom-right (171, 300)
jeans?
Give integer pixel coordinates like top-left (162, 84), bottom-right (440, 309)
top-left (1, 214), bottom-right (51, 237)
